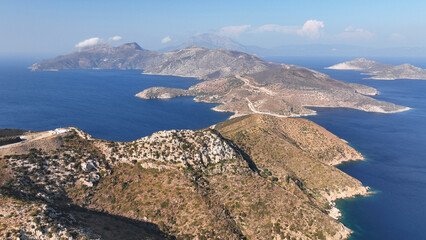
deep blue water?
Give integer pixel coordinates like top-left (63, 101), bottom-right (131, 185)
top-left (268, 56), bottom-right (426, 240)
top-left (0, 58), bottom-right (231, 141)
top-left (1, 56), bottom-right (425, 239)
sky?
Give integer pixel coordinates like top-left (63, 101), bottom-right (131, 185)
top-left (1, 0), bottom-right (426, 56)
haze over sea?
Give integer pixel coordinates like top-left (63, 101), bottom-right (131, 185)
top-left (1, 56), bottom-right (425, 239)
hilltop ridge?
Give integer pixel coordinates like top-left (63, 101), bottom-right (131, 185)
top-left (0, 115), bottom-right (369, 239)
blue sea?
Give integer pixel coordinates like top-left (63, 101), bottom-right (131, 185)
top-left (268, 56), bottom-right (426, 240)
top-left (0, 58), bottom-right (231, 141)
top-left (1, 56), bottom-right (425, 239)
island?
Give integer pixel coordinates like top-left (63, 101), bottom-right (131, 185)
top-left (0, 115), bottom-right (369, 239)
top-left (326, 58), bottom-right (426, 80)
top-left (31, 43), bottom-right (410, 116)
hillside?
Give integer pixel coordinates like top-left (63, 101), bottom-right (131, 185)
top-left (0, 115), bottom-right (369, 239)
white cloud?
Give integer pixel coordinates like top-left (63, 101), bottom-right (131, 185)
top-left (336, 26), bottom-right (374, 40)
top-left (109, 35), bottom-right (122, 41)
top-left (252, 24), bottom-right (297, 34)
top-left (252, 20), bottom-right (324, 39)
top-left (161, 36), bottom-right (172, 44)
top-left (218, 25), bottom-right (251, 37)
top-left (389, 33), bottom-right (405, 41)
top-left (297, 20), bottom-right (324, 39)
top-left (75, 37), bottom-right (102, 48)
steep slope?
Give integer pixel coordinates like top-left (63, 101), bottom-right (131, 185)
top-left (215, 115), bottom-right (368, 205)
top-left (0, 115), bottom-right (370, 239)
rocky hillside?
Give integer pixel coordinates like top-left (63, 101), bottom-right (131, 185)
top-left (0, 115), bottom-right (369, 239)
top-left (327, 58), bottom-right (426, 80)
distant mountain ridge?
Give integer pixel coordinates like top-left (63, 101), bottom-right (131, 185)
top-left (159, 33), bottom-right (249, 53)
top-left (159, 33), bottom-right (426, 57)
top-left (30, 42), bottom-right (159, 71)
top-left (327, 58), bottom-right (426, 80)
top-left (30, 43), bottom-right (278, 80)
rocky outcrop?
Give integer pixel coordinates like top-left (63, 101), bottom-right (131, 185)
top-left (98, 128), bottom-right (243, 171)
top-left (327, 58), bottom-right (426, 80)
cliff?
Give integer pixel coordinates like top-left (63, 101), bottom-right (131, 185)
top-left (0, 115), bottom-right (369, 239)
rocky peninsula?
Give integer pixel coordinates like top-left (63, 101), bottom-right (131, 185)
top-left (327, 58), bottom-right (426, 80)
top-left (0, 115), bottom-right (370, 239)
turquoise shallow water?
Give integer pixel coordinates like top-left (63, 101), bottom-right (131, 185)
top-left (268, 56), bottom-right (426, 240)
top-left (1, 56), bottom-right (425, 239)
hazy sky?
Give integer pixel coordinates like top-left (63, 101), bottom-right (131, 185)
top-left (1, 0), bottom-right (426, 55)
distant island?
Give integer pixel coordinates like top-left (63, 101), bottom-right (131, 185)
top-left (326, 58), bottom-right (426, 80)
top-left (31, 43), bottom-right (410, 116)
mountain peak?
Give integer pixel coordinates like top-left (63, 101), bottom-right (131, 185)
top-left (120, 42), bottom-right (143, 50)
